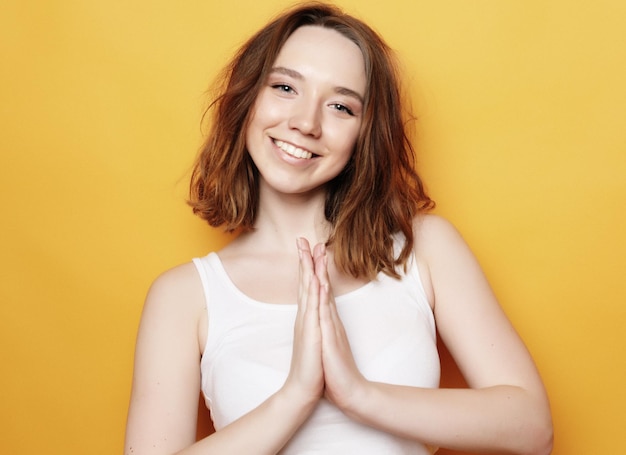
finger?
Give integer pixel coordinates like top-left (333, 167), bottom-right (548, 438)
top-left (319, 277), bottom-right (334, 340)
top-left (313, 245), bottom-right (338, 340)
top-left (306, 273), bottom-right (321, 314)
top-left (298, 238), bottom-right (314, 277)
top-left (297, 237), bottom-right (314, 307)
top-left (327, 291), bottom-right (346, 340)
top-left (302, 273), bottom-right (322, 354)
top-left (312, 242), bottom-right (326, 263)
top-left (314, 259), bottom-right (345, 343)
top-left (312, 243), bottom-right (329, 288)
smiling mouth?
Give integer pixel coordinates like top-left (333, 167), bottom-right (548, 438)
top-left (273, 139), bottom-right (315, 160)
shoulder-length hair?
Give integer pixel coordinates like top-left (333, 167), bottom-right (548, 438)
top-left (189, 2), bottom-right (434, 280)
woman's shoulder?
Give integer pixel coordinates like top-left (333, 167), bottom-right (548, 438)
top-left (149, 261), bottom-right (202, 293)
top-left (144, 261), bottom-right (206, 318)
top-left (412, 213), bottom-right (465, 256)
top-left (410, 214), bottom-right (474, 303)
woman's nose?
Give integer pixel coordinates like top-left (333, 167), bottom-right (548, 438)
top-left (288, 98), bottom-right (322, 138)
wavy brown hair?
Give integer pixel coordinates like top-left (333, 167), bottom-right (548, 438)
top-left (189, 2), bottom-right (434, 280)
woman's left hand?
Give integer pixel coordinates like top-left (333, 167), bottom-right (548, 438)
top-left (311, 244), bottom-right (368, 412)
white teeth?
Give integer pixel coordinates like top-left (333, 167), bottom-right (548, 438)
top-left (274, 140), bottom-right (313, 159)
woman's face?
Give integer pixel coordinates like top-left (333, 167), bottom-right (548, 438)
top-left (246, 25), bottom-right (366, 197)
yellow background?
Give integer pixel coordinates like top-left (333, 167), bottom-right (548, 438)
top-left (1, 1), bottom-right (624, 453)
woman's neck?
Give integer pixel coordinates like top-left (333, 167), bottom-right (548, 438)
top-left (248, 182), bottom-right (331, 252)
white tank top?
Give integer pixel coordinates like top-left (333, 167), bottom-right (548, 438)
top-left (193, 249), bottom-right (440, 454)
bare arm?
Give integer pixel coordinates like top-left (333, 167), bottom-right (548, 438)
top-left (124, 248), bottom-right (325, 455)
top-left (124, 263), bottom-right (204, 454)
top-left (319, 215), bottom-right (553, 455)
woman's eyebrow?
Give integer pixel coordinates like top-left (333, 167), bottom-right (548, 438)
top-left (270, 66), bottom-right (364, 104)
top-left (271, 66), bottom-right (303, 79)
top-left (335, 86), bottom-right (364, 105)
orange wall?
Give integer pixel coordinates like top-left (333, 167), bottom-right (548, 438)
top-left (1, 1), bottom-right (624, 453)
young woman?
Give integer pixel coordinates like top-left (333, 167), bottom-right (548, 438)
top-left (125, 3), bottom-right (553, 454)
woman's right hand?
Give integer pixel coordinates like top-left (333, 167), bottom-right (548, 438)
top-left (282, 238), bottom-right (325, 408)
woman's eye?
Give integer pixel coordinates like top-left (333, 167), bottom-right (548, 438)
top-left (272, 84), bottom-right (294, 94)
top-left (331, 103), bottom-right (355, 116)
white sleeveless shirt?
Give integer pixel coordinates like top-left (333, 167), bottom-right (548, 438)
top-left (192, 250), bottom-right (440, 454)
